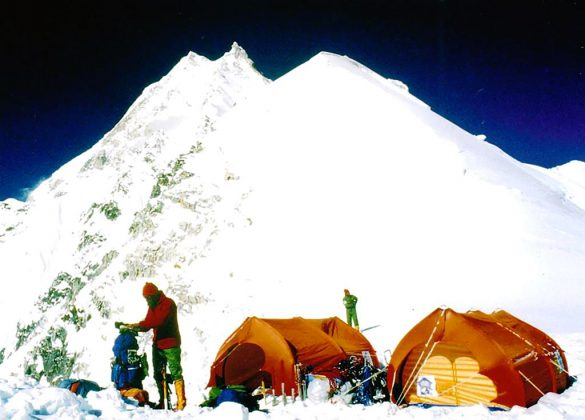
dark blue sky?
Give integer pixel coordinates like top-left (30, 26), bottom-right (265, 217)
top-left (1, 0), bottom-right (584, 201)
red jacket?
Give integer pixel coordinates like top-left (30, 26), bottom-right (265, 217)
top-left (138, 292), bottom-right (181, 349)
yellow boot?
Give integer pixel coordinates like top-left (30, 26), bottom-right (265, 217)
top-left (175, 378), bottom-right (187, 410)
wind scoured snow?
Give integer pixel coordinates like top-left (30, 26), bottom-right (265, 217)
top-left (0, 44), bottom-right (583, 419)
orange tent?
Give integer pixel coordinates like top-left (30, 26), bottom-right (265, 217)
top-left (388, 308), bottom-right (571, 409)
top-left (208, 316), bottom-right (378, 395)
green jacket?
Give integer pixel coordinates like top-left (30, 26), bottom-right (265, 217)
top-left (343, 294), bottom-right (358, 309)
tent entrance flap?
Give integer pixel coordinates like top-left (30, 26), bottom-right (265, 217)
top-left (403, 342), bottom-right (498, 406)
top-left (222, 343), bottom-right (268, 389)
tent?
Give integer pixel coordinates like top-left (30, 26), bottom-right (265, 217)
top-left (208, 316), bottom-right (379, 395)
top-left (388, 308), bottom-right (571, 409)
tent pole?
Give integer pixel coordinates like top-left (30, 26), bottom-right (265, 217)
top-left (282, 383), bottom-right (286, 405)
top-left (396, 309), bottom-right (445, 405)
top-left (397, 341), bottom-right (438, 405)
top-left (519, 371), bottom-right (546, 397)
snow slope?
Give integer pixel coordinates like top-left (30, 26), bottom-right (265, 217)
top-left (213, 51), bottom-right (585, 339)
top-left (0, 44), bottom-right (584, 418)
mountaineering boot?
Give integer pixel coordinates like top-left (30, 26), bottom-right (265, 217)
top-left (175, 378), bottom-right (187, 410)
top-left (155, 381), bottom-right (165, 409)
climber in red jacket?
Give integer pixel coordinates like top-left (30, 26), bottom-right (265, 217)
top-left (121, 282), bottom-right (186, 410)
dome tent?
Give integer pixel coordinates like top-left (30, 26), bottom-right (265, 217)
top-left (388, 308), bottom-right (571, 409)
top-left (208, 316), bottom-right (379, 395)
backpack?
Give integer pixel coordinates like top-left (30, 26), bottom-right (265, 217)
top-left (111, 330), bottom-right (147, 390)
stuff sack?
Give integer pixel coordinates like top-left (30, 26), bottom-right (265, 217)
top-left (58, 378), bottom-right (102, 398)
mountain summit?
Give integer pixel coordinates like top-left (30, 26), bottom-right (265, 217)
top-left (0, 45), bottom-right (583, 393)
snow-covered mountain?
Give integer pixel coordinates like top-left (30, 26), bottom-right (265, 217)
top-left (1, 42), bottom-right (584, 403)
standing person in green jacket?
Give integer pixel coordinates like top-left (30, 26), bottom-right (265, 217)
top-left (343, 289), bottom-right (359, 330)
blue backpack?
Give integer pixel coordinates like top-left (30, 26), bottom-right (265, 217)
top-left (207, 385), bottom-right (260, 412)
top-left (111, 331), bottom-right (147, 390)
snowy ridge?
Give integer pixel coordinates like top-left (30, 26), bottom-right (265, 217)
top-left (306, 52), bottom-right (430, 110)
top-left (546, 160), bottom-right (585, 211)
top-left (0, 43), bottom-right (269, 387)
top-left (0, 44), bottom-right (584, 419)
